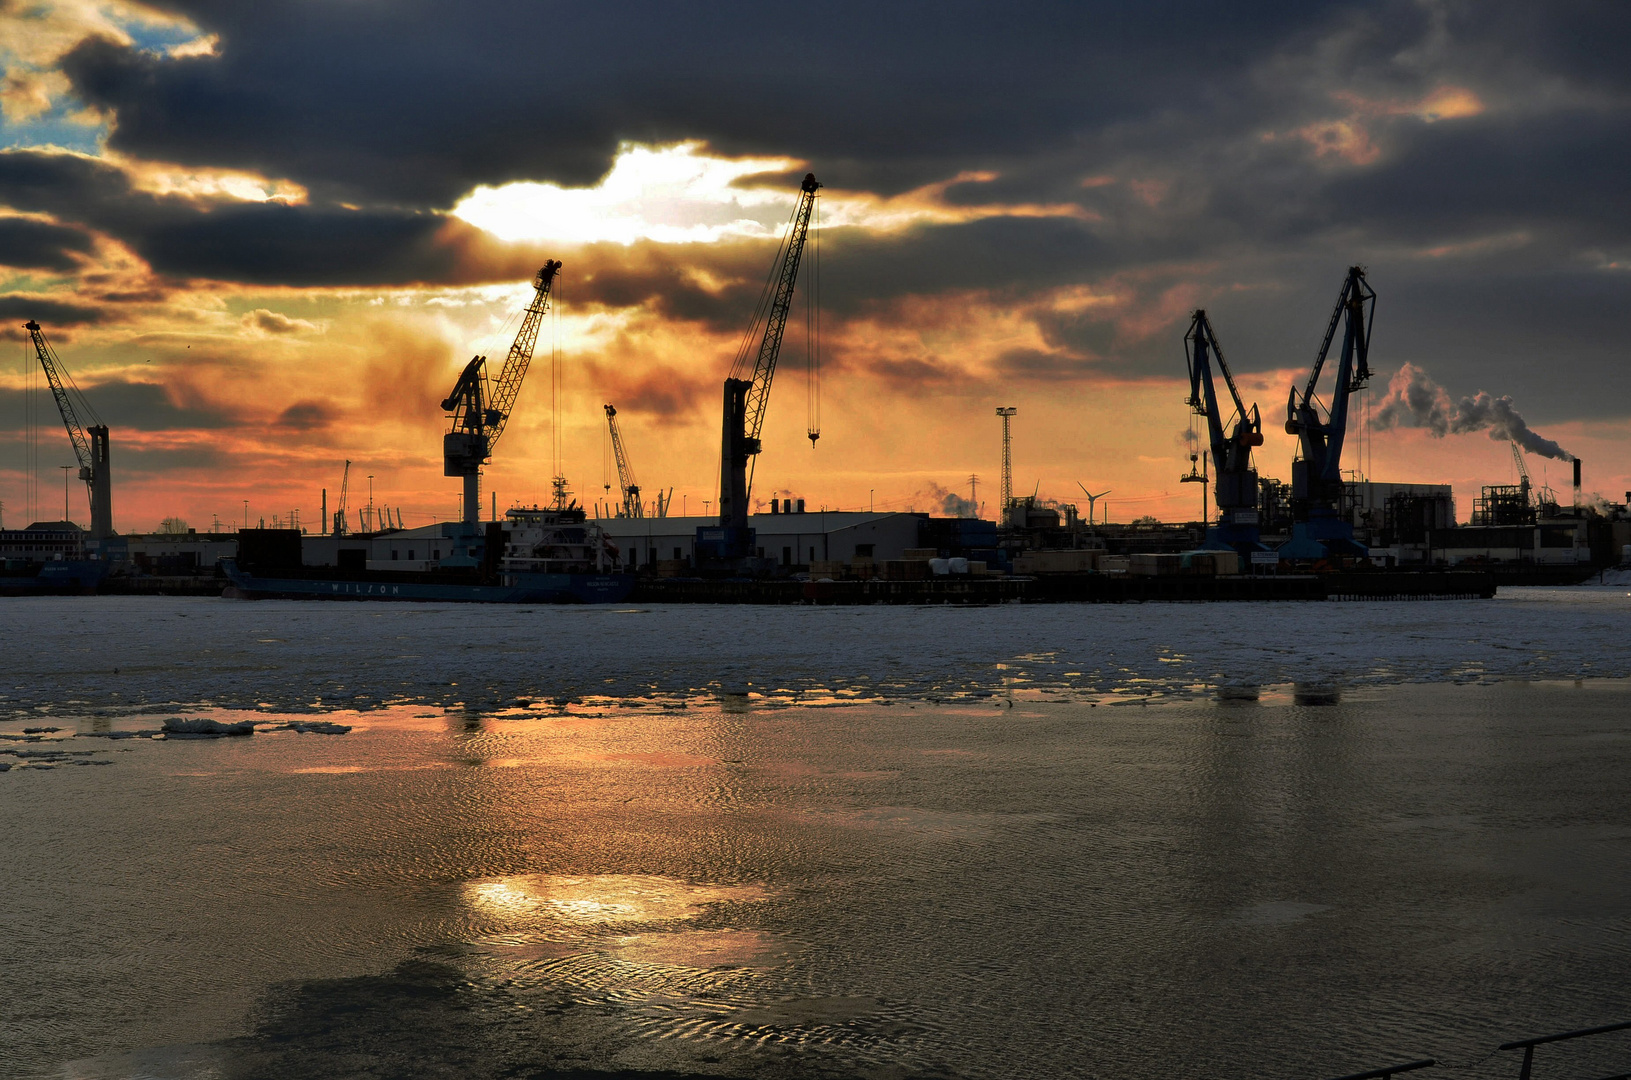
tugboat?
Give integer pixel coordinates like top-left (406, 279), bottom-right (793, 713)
top-left (221, 505), bottom-right (635, 604)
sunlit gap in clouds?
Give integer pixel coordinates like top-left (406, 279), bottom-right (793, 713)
top-left (451, 141), bottom-right (798, 245)
top-left (451, 141), bottom-right (1098, 246)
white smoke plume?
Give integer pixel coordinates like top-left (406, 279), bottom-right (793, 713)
top-left (1372, 363), bottom-right (1574, 461)
top-left (912, 481), bottom-right (977, 517)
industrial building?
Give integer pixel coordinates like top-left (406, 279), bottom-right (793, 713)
top-left (0, 522), bottom-right (87, 563)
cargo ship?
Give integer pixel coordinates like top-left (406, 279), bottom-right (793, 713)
top-left (223, 506), bottom-right (634, 604)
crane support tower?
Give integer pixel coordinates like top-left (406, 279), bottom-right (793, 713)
top-left (603, 404), bottom-right (642, 518)
top-left (443, 260), bottom-right (561, 527)
top-left (1280, 266), bottom-right (1376, 561)
top-left (1183, 311), bottom-right (1268, 555)
top-left (24, 320), bottom-right (113, 539)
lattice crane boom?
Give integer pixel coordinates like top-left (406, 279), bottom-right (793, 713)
top-left (734, 174), bottom-right (821, 454)
top-left (1510, 439), bottom-right (1533, 505)
top-left (488, 260), bottom-right (560, 448)
top-left (26, 321), bottom-right (93, 475)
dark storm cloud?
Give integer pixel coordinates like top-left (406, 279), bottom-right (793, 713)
top-left (135, 202), bottom-right (462, 286)
top-left (0, 217), bottom-right (93, 271)
top-left (569, 246), bottom-right (760, 330)
top-left (0, 293), bottom-right (101, 325)
top-left (59, 2), bottom-right (1345, 209)
top-left (1314, 112), bottom-right (1631, 244)
top-left (0, 149), bottom-right (484, 286)
top-left (0, 378), bottom-right (232, 432)
top-left (275, 400), bottom-right (336, 429)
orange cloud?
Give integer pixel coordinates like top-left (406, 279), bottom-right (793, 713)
top-left (1269, 84), bottom-right (1485, 166)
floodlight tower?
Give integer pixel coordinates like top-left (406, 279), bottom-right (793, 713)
top-left (996, 407), bottom-right (1017, 515)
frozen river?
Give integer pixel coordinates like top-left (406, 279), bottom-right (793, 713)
top-left (5, 590), bottom-right (1631, 1078)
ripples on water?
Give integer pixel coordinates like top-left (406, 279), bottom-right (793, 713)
top-left (4, 593), bottom-right (1631, 1078)
top-left (5, 588), bottom-right (1631, 721)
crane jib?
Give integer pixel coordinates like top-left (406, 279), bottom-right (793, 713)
top-left (25, 321), bottom-right (94, 473)
top-left (485, 260), bottom-right (560, 447)
top-left (741, 174), bottom-right (821, 447)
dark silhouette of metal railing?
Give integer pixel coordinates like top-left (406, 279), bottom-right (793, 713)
top-left (1320, 1019), bottom-right (1630, 1080)
top-left (1500, 1019), bottom-right (1631, 1079)
top-left (1325, 1058), bottom-right (1437, 1080)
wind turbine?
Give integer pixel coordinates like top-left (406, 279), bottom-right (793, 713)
top-left (1076, 482), bottom-right (1110, 530)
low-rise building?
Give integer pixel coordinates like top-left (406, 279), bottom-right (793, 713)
top-left (0, 521), bottom-right (86, 563)
top-left (124, 531), bottom-right (238, 574)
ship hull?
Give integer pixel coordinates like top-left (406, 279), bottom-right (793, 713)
top-left (222, 560), bottom-right (633, 604)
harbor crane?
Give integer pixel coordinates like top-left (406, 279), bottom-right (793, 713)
top-left (332, 460), bottom-right (351, 536)
top-left (603, 404), bottom-right (643, 518)
top-left (442, 260), bottom-right (561, 527)
top-left (1510, 439), bottom-right (1532, 506)
top-left (706, 173), bottom-right (820, 559)
top-left (1182, 310), bottom-right (1267, 554)
top-left (1280, 265), bottom-right (1376, 560)
top-left (24, 320), bottom-right (112, 539)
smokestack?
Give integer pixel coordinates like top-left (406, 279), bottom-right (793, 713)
top-left (1574, 458), bottom-right (1582, 508)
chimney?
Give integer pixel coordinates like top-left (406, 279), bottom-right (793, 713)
top-left (1574, 458), bottom-right (1583, 508)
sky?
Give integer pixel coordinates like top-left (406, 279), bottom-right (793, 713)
top-left (0, 1), bottom-right (1627, 533)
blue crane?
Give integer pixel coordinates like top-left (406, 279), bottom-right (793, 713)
top-left (1182, 310), bottom-right (1267, 555)
top-left (1279, 265), bottom-right (1376, 561)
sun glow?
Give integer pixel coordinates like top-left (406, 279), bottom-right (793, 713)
top-left (451, 141), bottom-right (799, 245)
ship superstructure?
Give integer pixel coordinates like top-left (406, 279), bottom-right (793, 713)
top-left (499, 505), bottom-right (617, 580)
